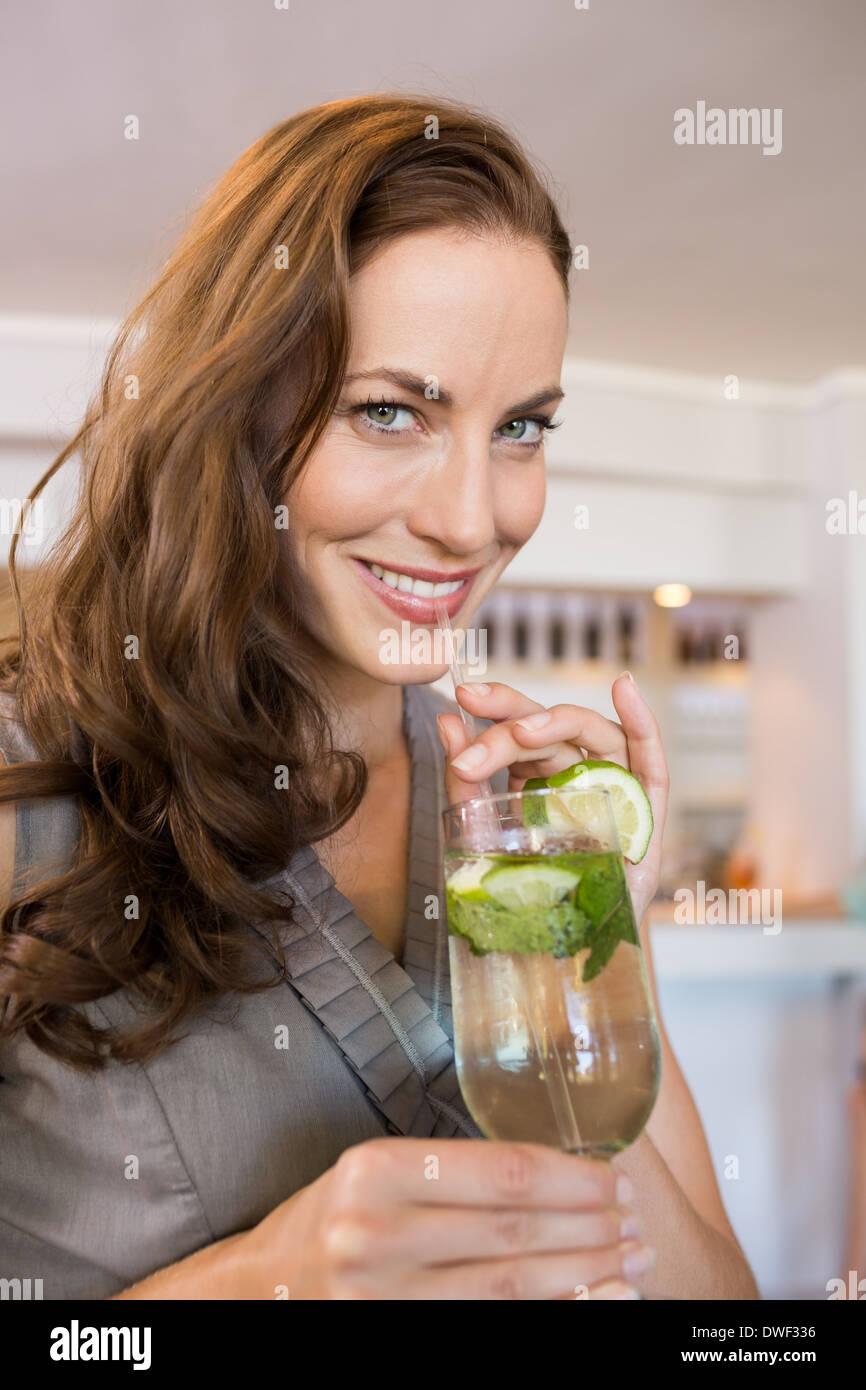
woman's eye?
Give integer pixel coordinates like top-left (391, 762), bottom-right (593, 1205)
top-left (361, 402), bottom-right (414, 432)
top-left (497, 417), bottom-right (544, 443)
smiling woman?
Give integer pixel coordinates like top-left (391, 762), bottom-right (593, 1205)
top-left (0, 93), bottom-right (756, 1302)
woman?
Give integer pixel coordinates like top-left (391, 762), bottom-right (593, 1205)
top-left (0, 94), bottom-right (757, 1300)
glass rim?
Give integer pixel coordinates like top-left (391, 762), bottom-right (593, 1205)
top-left (442, 784), bottom-right (613, 819)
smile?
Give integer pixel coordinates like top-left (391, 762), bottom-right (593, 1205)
top-left (367, 563), bottom-right (463, 598)
top-left (351, 557), bottom-right (481, 623)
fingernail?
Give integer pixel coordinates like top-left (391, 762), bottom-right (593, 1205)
top-left (589, 1279), bottom-right (640, 1301)
top-left (620, 1213), bottom-right (643, 1239)
top-left (618, 670), bottom-right (634, 683)
top-left (622, 1244), bottom-right (656, 1280)
top-left (451, 744), bottom-right (488, 772)
top-left (616, 1175), bottom-right (634, 1204)
top-left (514, 710), bottom-right (552, 731)
top-left (458, 682), bottom-right (490, 696)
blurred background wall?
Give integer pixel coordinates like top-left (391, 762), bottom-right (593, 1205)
top-left (2, 0), bottom-right (865, 1299)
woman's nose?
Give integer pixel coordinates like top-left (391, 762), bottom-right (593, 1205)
top-left (407, 436), bottom-right (497, 556)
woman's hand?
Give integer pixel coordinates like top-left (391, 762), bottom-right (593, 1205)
top-left (242, 1136), bottom-right (655, 1299)
top-left (435, 675), bottom-right (669, 925)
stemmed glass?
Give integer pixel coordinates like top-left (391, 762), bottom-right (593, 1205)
top-left (443, 786), bottom-right (661, 1158)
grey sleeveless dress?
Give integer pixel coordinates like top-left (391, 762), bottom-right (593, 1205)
top-left (0, 682), bottom-right (505, 1299)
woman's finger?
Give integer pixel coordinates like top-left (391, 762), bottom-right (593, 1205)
top-left (437, 712), bottom-right (481, 808)
top-left (327, 1203), bottom-right (641, 1268)
top-left (388, 1239), bottom-right (653, 1300)
top-left (510, 703), bottom-right (627, 763)
top-left (456, 684), bottom-right (628, 763)
top-left (453, 681), bottom-right (545, 722)
top-left (610, 675), bottom-right (670, 813)
top-left (446, 703), bottom-right (627, 786)
top-left (609, 674), bottom-right (669, 921)
top-left (335, 1137), bottom-right (624, 1210)
top-left (438, 710), bottom-right (579, 804)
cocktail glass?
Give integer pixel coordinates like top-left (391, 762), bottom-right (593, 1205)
top-left (443, 786), bottom-right (661, 1158)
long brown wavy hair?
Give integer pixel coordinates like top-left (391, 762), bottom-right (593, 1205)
top-left (0, 94), bottom-right (572, 1070)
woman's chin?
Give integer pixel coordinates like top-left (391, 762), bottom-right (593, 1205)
top-left (366, 659), bottom-right (452, 687)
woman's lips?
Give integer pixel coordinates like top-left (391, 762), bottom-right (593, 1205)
top-left (350, 557), bottom-right (478, 623)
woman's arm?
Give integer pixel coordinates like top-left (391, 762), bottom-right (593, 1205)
top-left (611, 911), bottom-right (759, 1299)
top-left (111, 1231), bottom-right (258, 1300)
top-left (842, 1055), bottom-right (866, 1278)
top-left (613, 1128), bottom-right (759, 1299)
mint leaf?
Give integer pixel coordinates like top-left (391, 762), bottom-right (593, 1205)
top-left (575, 854), bottom-right (638, 981)
top-left (549, 899), bottom-right (593, 957)
top-left (446, 891), bottom-right (591, 958)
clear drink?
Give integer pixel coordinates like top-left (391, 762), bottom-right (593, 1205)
top-left (443, 792), bottom-right (662, 1158)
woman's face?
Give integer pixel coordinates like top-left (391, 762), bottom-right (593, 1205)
top-left (284, 226), bottom-right (568, 686)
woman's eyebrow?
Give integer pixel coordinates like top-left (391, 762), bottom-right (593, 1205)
top-left (342, 367), bottom-right (564, 416)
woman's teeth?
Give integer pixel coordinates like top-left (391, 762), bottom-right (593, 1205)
top-left (367, 562), bottom-right (464, 598)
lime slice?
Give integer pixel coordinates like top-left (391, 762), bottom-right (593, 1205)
top-left (529, 760), bottom-right (653, 864)
top-left (446, 857), bottom-right (498, 901)
top-left (480, 862), bottom-right (581, 911)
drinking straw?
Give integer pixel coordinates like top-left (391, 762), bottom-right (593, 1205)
top-left (434, 599), bottom-right (584, 1153)
top-left (433, 599), bottom-right (499, 850)
top-left (519, 955), bottom-right (584, 1153)
top-left (433, 598), bottom-right (495, 801)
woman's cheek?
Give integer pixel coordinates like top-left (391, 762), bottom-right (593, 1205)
top-left (496, 463), bottom-right (546, 546)
top-left (290, 441), bottom-right (383, 535)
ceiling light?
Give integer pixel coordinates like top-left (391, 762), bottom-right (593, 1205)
top-left (653, 583), bottom-right (693, 608)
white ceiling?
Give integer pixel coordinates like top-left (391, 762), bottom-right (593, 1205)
top-left (1, 0), bottom-right (864, 382)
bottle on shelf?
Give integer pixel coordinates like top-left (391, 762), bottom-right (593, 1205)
top-left (513, 607), bottom-right (529, 661)
top-left (584, 608), bottom-right (601, 660)
top-left (550, 602), bottom-right (566, 660)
